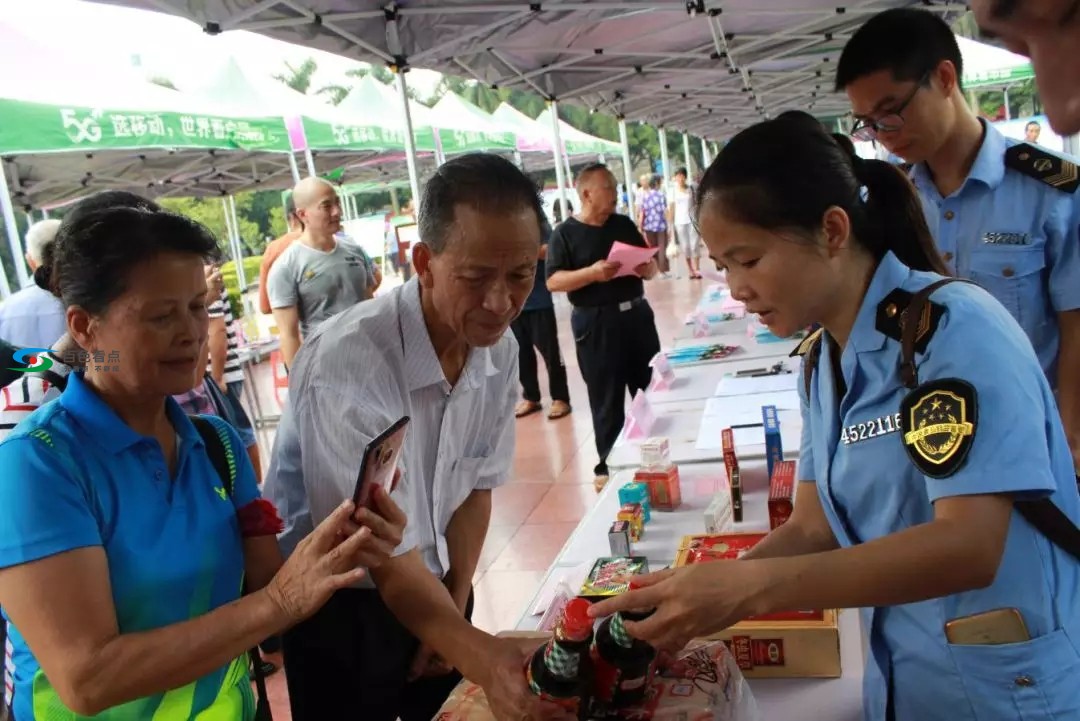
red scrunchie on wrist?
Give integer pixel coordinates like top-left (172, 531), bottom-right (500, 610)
top-left (237, 498), bottom-right (285, 538)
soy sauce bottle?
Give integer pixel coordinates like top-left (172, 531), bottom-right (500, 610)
top-left (591, 581), bottom-right (657, 709)
top-left (526, 597), bottom-right (594, 718)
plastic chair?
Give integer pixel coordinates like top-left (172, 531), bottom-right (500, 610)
top-left (270, 350), bottom-right (289, 409)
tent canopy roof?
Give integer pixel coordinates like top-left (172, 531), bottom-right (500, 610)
top-left (90, 0), bottom-right (965, 139)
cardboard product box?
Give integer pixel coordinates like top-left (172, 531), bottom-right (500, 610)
top-left (618, 482), bottom-right (652, 523)
top-left (634, 465), bottom-right (682, 511)
top-left (703, 491), bottom-right (734, 534)
top-left (673, 533), bottom-right (840, 678)
top-left (730, 466), bottom-right (743, 522)
top-left (768, 459), bottom-right (796, 530)
top-left (761, 405), bottom-right (783, 478)
top-left (721, 427), bottom-right (738, 477)
top-left (579, 557), bottom-right (650, 600)
top-left (712, 610), bottom-right (841, 679)
top-left (617, 503), bottom-right (645, 541)
top-left (608, 520), bottom-right (632, 557)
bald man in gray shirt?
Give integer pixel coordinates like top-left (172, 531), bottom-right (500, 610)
top-left (268, 177), bottom-right (381, 367)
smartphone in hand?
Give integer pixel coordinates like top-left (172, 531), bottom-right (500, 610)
top-left (353, 416), bottom-right (410, 510)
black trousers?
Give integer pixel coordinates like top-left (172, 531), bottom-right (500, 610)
top-left (510, 307), bottom-right (570, 404)
top-left (571, 299), bottom-right (661, 476)
top-left (281, 586), bottom-right (474, 721)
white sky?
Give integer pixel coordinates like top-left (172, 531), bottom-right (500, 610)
top-left (2, 0), bottom-right (444, 101)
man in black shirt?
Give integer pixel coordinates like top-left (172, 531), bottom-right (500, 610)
top-left (547, 164), bottom-right (660, 490)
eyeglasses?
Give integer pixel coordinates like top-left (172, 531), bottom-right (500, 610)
top-left (849, 71), bottom-right (931, 142)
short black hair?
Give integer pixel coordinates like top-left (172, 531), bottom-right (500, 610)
top-left (674, 167), bottom-right (688, 177)
top-left (51, 199), bottom-right (218, 314)
top-left (831, 132), bottom-right (857, 158)
top-left (836, 8), bottom-right (963, 91)
top-left (36, 191), bottom-right (163, 294)
top-left (1026, 120), bottom-right (1041, 128)
top-left (418, 152), bottom-right (543, 254)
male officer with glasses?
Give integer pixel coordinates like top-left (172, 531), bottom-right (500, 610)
top-left (837, 7), bottom-right (1080, 470)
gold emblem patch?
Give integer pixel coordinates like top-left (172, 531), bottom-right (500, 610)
top-left (900, 379), bottom-right (978, 478)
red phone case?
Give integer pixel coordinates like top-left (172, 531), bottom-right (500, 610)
top-left (353, 417), bottom-right (410, 509)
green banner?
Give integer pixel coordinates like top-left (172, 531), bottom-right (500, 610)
top-left (301, 116), bottom-right (437, 153)
top-left (0, 98), bottom-right (291, 154)
top-left (964, 65), bottom-right (1035, 88)
top-left (438, 128), bottom-right (517, 153)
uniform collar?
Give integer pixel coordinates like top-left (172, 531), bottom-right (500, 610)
top-left (398, 279), bottom-right (501, 393)
top-left (846, 251), bottom-right (911, 355)
top-left (911, 119), bottom-right (1007, 196)
top-left (59, 371), bottom-right (201, 452)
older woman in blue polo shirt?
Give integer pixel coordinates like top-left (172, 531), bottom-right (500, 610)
top-left (0, 198), bottom-right (406, 721)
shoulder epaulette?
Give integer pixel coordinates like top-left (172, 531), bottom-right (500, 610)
top-left (875, 288), bottom-right (946, 354)
top-left (1005, 143), bottom-right (1080, 193)
top-left (789, 327), bottom-right (824, 358)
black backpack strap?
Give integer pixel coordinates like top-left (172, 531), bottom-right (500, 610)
top-left (189, 414), bottom-right (236, 497)
top-left (188, 415), bottom-right (272, 718)
top-left (790, 327), bottom-right (824, 400)
top-left (898, 280), bottom-right (1080, 561)
top-left (899, 278), bottom-right (976, 389)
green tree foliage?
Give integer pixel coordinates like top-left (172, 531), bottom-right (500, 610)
top-left (273, 58), bottom-right (318, 94)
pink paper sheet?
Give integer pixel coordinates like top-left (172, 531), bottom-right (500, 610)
top-left (607, 241), bottom-right (659, 278)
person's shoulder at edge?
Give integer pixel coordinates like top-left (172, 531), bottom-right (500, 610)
top-left (290, 285), bottom-right (406, 389)
top-left (901, 269), bottom-right (1035, 357)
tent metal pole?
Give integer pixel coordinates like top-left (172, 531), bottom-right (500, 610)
top-left (682, 133), bottom-right (693, 177)
top-left (0, 161), bottom-right (26, 293)
top-left (618, 117), bottom-right (635, 219)
top-left (396, 69), bottom-right (423, 214)
top-left (700, 137), bottom-right (712, 168)
top-left (303, 148), bottom-right (317, 177)
top-left (658, 127), bottom-right (670, 187)
top-left (549, 100), bottom-right (569, 219)
top-left (221, 196), bottom-right (237, 267)
top-left (229, 195), bottom-right (249, 290)
top-left (288, 152), bottom-right (302, 184)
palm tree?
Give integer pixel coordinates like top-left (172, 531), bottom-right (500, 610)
top-left (273, 58), bottom-right (318, 94)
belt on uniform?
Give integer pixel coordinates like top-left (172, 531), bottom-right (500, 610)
top-left (577, 296), bottom-right (644, 312)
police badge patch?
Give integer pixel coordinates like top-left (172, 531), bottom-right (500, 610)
top-left (899, 379), bottom-right (977, 478)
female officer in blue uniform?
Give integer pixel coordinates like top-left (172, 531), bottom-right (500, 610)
top-left (590, 111), bottom-right (1080, 720)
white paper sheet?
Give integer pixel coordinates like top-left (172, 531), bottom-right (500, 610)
top-left (715, 373), bottom-right (799, 397)
top-left (703, 391), bottom-right (800, 418)
top-left (695, 413), bottom-right (778, 450)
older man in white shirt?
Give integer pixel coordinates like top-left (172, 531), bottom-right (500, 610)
top-left (264, 153), bottom-right (556, 721)
top-left (0, 220), bottom-right (66, 349)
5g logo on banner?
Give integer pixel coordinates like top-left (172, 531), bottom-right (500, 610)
top-left (61, 108), bottom-right (103, 144)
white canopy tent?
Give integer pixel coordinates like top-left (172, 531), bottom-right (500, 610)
top-left (88, 0), bottom-right (966, 217)
top-left (89, 1), bottom-right (965, 139)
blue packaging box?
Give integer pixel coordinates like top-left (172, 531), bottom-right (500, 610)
top-left (762, 404), bottom-right (783, 479)
top-left (618, 482), bottom-right (652, 523)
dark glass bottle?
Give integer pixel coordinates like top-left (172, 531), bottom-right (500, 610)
top-left (591, 582), bottom-right (657, 709)
top-left (526, 597), bottom-right (594, 718)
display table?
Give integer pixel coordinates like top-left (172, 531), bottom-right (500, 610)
top-left (514, 467), bottom-right (865, 721)
top-left (671, 330), bottom-right (801, 356)
top-left (607, 399), bottom-right (801, 470)
top-left (646, 356), bottom-right (800, 406)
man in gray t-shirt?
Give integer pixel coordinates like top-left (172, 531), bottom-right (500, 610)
top-left (269, 177), bottom-right (381, 367)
